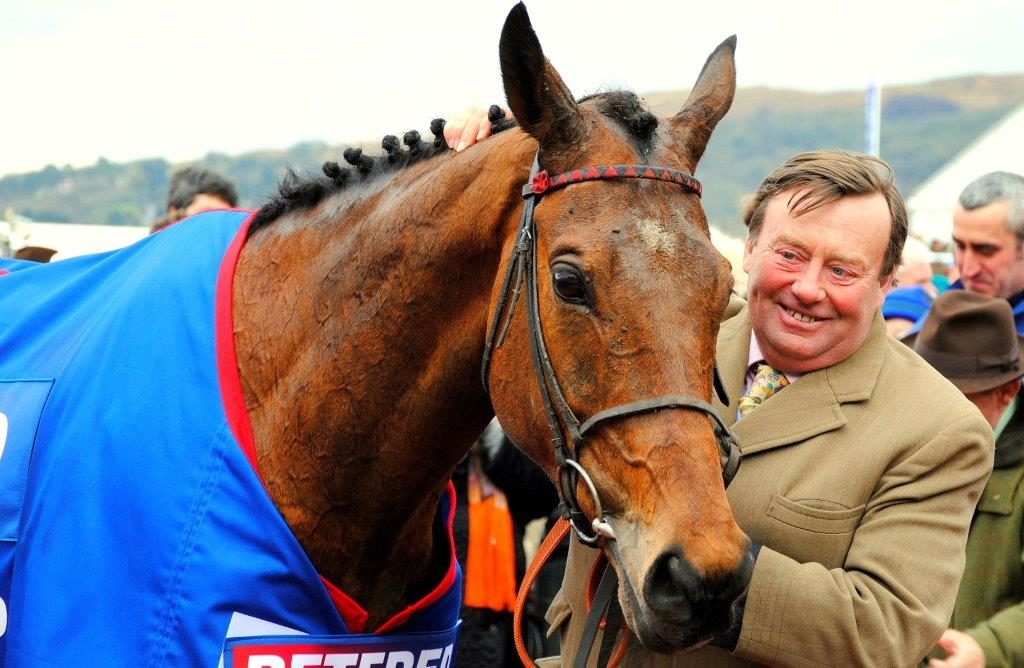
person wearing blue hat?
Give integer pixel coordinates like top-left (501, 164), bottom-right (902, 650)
top-left (883, 284), bottom-right (935, 337)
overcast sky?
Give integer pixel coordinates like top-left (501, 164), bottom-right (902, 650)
top-left (1, 0), bottom-right (1021, 178)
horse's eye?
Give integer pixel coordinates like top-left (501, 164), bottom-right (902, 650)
top-left (552, 264), bottom-right (589, 305)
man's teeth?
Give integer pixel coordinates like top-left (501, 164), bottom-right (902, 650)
top-left (785, 307), bottom-right (818, 323)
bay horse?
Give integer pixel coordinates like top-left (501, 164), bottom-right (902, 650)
top-left (0, 3), bottom-right (750, 663)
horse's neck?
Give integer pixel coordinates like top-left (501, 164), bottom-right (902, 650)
top-left (232, 133), bottom-right (533, 629)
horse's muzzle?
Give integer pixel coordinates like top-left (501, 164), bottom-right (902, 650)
top-left (636, 542), bottom-right (754, 651)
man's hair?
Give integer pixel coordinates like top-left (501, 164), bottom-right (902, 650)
top-left (166, 167), bottom-right (239, 211)
top-left (741, 150), bottom-right (908, 279)
top-left (958, 171), bottom-right (1024, 242)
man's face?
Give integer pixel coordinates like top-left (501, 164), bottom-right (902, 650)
top-left (952, 201), bottom-right (1024, 298)
top-left (965, 381), bottom-right (1019, 429)
top-left (743, 189), bottom-right (894, 375)
top-left (184, 193), bottom-right (234, 217)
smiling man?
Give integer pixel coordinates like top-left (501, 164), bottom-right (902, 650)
top-left (743, 187), bottom-right (895, 374)
top-left (543, 151), bottom-right (994, 667)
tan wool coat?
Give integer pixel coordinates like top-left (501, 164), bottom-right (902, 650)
top-left (543, 304), bottom-right (994, 667)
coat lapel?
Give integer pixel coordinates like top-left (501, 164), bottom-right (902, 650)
top-left (733, 369), bottom-right (846, 455)
top-left (715, 305), bottom-right (889, 456)
top-left (713, 304), bottom-right (752, 425)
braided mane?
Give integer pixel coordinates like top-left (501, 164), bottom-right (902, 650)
top-left (248, 107), bottom-right (516, 233)
top-left (247, 91), bottom-right (654, 234)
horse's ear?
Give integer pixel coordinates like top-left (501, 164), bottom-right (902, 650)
top-left (670, 36), bottom-right (737, 166)
top-left (499, 2), bottom-right (584, 151)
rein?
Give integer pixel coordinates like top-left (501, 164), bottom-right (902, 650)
top-left (481, 156), bottom-right (742, 546)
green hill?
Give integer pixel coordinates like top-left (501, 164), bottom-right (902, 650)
top-left (3, 73), bottom-right (1023, 236)
top-left (647, 74), bottom-right (1024, 235)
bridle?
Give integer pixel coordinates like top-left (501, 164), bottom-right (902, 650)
top-left (481, 156), bottom-right (742, 545)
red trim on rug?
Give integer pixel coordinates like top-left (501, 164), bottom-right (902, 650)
top-left (320, 577), bottom-right (371, 634)
top-left (321, 482), bottom-right (459, 634)
top-left (375, 482), bottom-right (459, 634)
top-left (215, 216), bottom-right (458, 634)
top-left (215, 211), bottom-right (260, 471)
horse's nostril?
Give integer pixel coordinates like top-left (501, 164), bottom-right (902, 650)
top-left (645, 549), bottom-right (700, 613)
top-left (643, 548), bottom-right (753, 630)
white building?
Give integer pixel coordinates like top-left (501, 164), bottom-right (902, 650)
top-left (908, 102), bottom-right (1024, 244)
top-left (3, 219), bottom-right (148, 261)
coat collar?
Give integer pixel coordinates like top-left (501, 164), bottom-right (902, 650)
top-left (714, 303), bottom-right (888, 455)
top-left (995, 393), bottom-right (1024, 468)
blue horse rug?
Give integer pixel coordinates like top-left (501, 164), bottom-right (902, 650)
top-left (0, 211), bottom-right (461, 666)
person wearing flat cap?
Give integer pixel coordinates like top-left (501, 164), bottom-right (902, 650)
top-left (916, 290), bottom-right (1024, 668)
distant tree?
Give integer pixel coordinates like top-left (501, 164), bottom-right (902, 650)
top-left (105, 202), bottom-right (143, 226)
top-left (0, 75), bottom-right (1020, 230)
top-left (21, 208), bottom-right (71, 223)
top-left (884, 95), bottom-right (959, 119)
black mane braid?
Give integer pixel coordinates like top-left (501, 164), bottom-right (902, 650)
top-left (250, 109), bottom-right (518, 233)
top-left (249, 99), bottom-right (676, 233)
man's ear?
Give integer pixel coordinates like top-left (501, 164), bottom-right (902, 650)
top-left (742, 237), bottom-right (755, 274)
top-left (878, 272), bottom-right (896, 301)
top-left (1000, 378), bottom-right (1022, 406)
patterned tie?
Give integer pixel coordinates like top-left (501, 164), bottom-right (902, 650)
top-left (737, 362), bottom-right (789, 418)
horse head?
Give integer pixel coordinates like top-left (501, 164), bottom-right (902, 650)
top-left (485, 3), bottom-right (752, 652)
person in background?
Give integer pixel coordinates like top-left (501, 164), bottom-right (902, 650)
top-left (452, 419), bottom-right (559, 666)
top-left (883, 236), bottom-right (939, 337)
top-left (446, 110), bottom-right (993, 666)
top-left (150, 166), bottom-right (239, 233)
top-left (906, 171), bottom-right (1024, 337)
top-left (912, 291), bottom-right (1024, 668)
top-left (904, 173), bottom-right (1024, 562)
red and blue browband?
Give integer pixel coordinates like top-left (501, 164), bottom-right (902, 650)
top-left (524, 164), bottom-right (702, 198)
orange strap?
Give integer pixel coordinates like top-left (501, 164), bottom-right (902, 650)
top-left (513, 518), bottom-right (629, 668)
top-left (514, 517), bottom-right (571, 668)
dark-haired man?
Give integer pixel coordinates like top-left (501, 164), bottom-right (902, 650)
top-left (150, 166), bottom-right (239, 233)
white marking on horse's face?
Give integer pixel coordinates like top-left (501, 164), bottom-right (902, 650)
top-left (636, 218), bottom-right (677, 256)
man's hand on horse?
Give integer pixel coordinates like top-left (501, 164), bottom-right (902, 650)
top-left (444, 106), bottom-right (500, 152)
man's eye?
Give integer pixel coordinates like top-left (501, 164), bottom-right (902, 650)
top-left (780, 250), bottom-right (798, 261)
top-left (831, 266), bottom-right (848, 278)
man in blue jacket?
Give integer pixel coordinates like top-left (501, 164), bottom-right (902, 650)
top-left (907, 171), bottom-right (1024, 337)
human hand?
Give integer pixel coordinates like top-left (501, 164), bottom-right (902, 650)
top-left (443, 106), bottom-right (501, 152)
top-left (928, 629), bottom-right (985, 668)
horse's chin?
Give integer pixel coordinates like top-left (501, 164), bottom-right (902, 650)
top-left (622, 600), bottom-right (718, 654)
